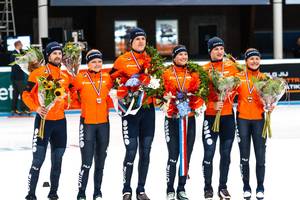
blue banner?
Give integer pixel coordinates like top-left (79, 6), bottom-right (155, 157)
top-left (51, 0), bottom-right (270, 6)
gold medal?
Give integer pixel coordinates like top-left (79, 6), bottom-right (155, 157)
top-left (247, 96), bottom-right (253, 103)
top-left (96, 98), bottom-right (102, 104)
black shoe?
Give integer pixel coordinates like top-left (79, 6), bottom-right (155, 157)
top-left (218, 188), bottom-right (231, 199)
top-left (48, 193), bottom-right (59, 200)
top-left (137, 192), bottom-right (150, 200)
top-left (204, 189), bottom-right (213, 200)
top-left (123, 192), bottom-right (132, 200)
top-left (25, 194), bottom-right (37, 200)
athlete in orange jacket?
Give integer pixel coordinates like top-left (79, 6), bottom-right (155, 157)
top-left (201, 37), bottom-right (239, 200)
top-left (110, 28), bottom-right (154, 200)
top-left (72, 49), bottom-right (112, 200)
top-left (23, 42), bottom-right (69, 200)
top-left (162, 45), bottom-right (204, 200)
top-left (236, 48), bottom-right (273, 200)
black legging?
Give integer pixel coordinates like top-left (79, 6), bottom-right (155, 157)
top-left (202, 114), bottom-right (235, 192)
top-left (164, 116), bottom-right (196, 193)
top-left (121, 104), bottom-right (155, 194)
top-left (27, 115), bottom-right (66, 198)
top-left (77, 118), bottom-right (110, 198)
top-left (237, 117), bottom-right (266, 193)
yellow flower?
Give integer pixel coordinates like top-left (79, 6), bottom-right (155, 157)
top-left (54, 88), bottom-right (65, 97)
top-left (42, 80), bottom-right (48, 87)
top-left (45, 81), bottom-right (54, 90)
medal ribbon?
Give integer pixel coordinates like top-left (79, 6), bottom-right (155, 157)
top-left (130, 50), bottom-right (142, 70)
top-left (172, 66), bottom-right (187, 92)
top-left (173, 66), bottom-right (189, 177)
top-left (86, 71), bottom-right (103, 98)
top-left (245, 69), bottom-right (258, 95)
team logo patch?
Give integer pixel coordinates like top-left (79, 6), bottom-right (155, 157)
top-left (124, 139), bottom-right (130, 145)
top-left (206, 138), bottom-right (213, 145)
top-left (79, 141), bottom-right (85, 148)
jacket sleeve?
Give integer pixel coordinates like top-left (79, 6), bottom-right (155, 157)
top-left (22, 80), bottom-right (39, 111)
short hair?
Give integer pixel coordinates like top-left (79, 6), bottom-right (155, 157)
top-left (14, 40), bottom-right (22, 47)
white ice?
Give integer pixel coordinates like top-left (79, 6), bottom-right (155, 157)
top-left (0, 105), bottom-right (299, 200)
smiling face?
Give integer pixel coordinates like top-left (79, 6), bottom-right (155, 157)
top-left (48, 50), bottom-right (62, 65)
top-left (173, 51), bottom-right (188, 66)
top-left (246, 55), bottom-right (261, 71)
top-left (131, 36), bottom-right (146, 52)
top-left (210, 46), bottom-right (225, 61)
top-left (88, 58), bottom-right (103, 72)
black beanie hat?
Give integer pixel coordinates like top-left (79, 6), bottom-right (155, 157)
top-left (244, 49), bottom-right (261, 60)
top-left (86, 49), bottom-right (103, 63)
top-left (172, 45), bottom-right (188, 59)
top-left (207, 37), bottom-right (224, 53)
top-left (45, 41), bottom-right (62, 57)
top-left (129, 27), bottom-right (146, 44)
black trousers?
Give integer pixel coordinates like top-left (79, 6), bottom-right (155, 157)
top-left (237, 117), bottom-right (266, 193)
top-left (202, 114), bottom-right (235, 192)
top-left (26, 115), bottom-right (67, 197)
top-left (164, 116), bottom-right (196, 193)
top-left (121, 104), bottom-right (155, 194)
top-left (77, 118), bottom-right (110, 198)
top-left (11, 80), bottom-right (28, 111)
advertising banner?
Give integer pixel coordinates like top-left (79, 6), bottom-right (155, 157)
top-left (0, 71), bottom-right (13, 112)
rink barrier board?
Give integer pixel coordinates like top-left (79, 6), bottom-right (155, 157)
top-left (1, 59), bottom-right (300, 112)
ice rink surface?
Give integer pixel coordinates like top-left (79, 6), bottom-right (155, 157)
top-left (0, 105), bottom-right (299, 200)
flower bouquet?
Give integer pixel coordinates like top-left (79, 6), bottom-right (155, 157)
top-left (253, 76), bottom-right (288, 138)
top-left (109, 74), bottom-right (145, 116)
top-left (37, 75), bottom-right (66, 139)
top-left (211, 68), bottom-right (240, 132)
top-left (62, 42), bottom-right (82, 76)
top-left (110, 46), bottom-right (164, 116)
top-left (10, 47), bottom-right (44, 74)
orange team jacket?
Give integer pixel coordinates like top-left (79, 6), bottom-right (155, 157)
top-left (162, 65), bottom-right (202, 117)
top-left (22, 63), bottom-right (70, 120)
top-left (111, 51), bottom-right (153, 104)
top-left (72, 70), bottom-right (113, 124)
top-left (236, 70), bottom-right (265, 120)
top-left (203, 60), bottom-right (240, 116)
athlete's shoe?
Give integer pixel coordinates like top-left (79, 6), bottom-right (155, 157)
top-left (243, 190), bottom-right (251, 199)
top-left (166, 192), bottom-right (176, 200)
top-left (177, 191), bottom-right (189, 200)
top-left (204, 189), bottom-right (213, 200)
top-left (94, 196), bottom-right (102, 200)
top-left (123, 192), bottom-right (132, 200)
top-left (77, 197), bottom-right (86, 200)
top-left (137, 192), bottom-right (150, 200)
top-left (25, 194), bottom-right (37, 200)
top-left (48, 193), bottom-right (59, 200)
top-left (94, 195), bottom-right (102, 200)
top-left (256, 191), bottom-right (264, 200)
top-left (218, 188), bottom-right (231, 199)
